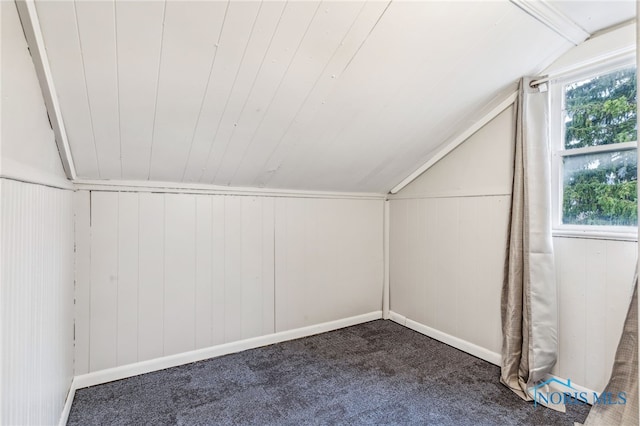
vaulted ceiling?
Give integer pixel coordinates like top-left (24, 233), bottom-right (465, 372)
top-left (33, 0), bottom-right (635, 193)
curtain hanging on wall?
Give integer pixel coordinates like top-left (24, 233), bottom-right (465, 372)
top-left (582, 272), bottom-right (638, 426)
top-left (501, 77), bottom-right (559, 407)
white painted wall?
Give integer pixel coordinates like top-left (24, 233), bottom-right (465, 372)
top-left (389, 104), bottom-right (637, 393)
top-left (553, 237), bottom-right (636, 393)
top-left (75, 190), bottom-right (383, 374)
top-left (275, 198), bottom-right (384, 331)
top-left (0, 180), bottom-right (74, 425)
top-left (0, 2), bottom-right (75, 425)
top-left (0, 1), bottom-right (68, 188)
top-left (390, 106), bottom-right (514, 361)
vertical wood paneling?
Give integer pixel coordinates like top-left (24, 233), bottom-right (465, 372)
top-left (457, 197), bottom-right (479, 343)
top-left (164, 194), bottom-right (197, 355)
top-left (117, 192), bottom-right (139, 365)
top-left (333, 198), bottom-right (384, 319)
top-left (211, 197), bottom-right (226, 345)
top-left (553, 237), bottom-right (637, 392)
top-left (602, 241), bottom-right (636, 378)
top-left (223, 196), bottom-right (243, 342)
top-left (554, 236), bottom-right (587, 386)
top-left (274, 198), bottom-right (302, 331)
top-left (389, 199), bottom-right (409, 317)
top-left (74, 191), bottom-right (91, 375)
top-left (261, 198), bottom-right (276, 335)
top-left (435, 197), bottom-right (459, 336)
top-left (195, 196), bottom-right (213, 349)
top-left (275, 198), bottom-right (383, 331)
top-left (241, 197), bottom-right (264, 339)
top-left (137, 193), bottom-right (165, 361)
top-left (474, 196), bottom-right (507, 352)
top-left (89, 191), bottom-right (119, 371)
top-left (421, 199), bottom-right (439, 328)
top-left (1, 179), bottom-right (74, 426)
top-left (584, 239), bottom-right (607, 389)
top-left (405, 199), bottom-right (420, 322)
top-left (389, 195), bottom-right (511, 355)
top-left (80, 191), bottom-right (382, 373)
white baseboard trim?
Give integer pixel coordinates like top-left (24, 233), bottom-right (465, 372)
top-left (388, 311), bottom-right (407, 325)
top-left (543, 373), bottom-right (599, 406)
top-left (388, 311), bottom-right (501, 366)
top-left (72, 311), bottom-right (382, 391)
top-left (387, 312), bottom-right (600, 405)
top-left (58, 381), bottom-right (76, 426)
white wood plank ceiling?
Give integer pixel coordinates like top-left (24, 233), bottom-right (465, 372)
top-left (33, 0), bottom-right (635, 193)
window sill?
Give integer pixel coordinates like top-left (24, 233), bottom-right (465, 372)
top-left (552, 228), bottom-right (638, 242)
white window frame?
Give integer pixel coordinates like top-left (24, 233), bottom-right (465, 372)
top-left (550, 61), bottom-right (638, 242)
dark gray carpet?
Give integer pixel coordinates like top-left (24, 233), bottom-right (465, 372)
top-left (68, 320), bottom-right (590, 425)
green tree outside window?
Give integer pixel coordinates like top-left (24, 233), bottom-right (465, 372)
top-left (562, 67), bottom-right (638, 227)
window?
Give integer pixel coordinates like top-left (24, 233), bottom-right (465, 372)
top-left (552, 65), bottom-right (638, 238)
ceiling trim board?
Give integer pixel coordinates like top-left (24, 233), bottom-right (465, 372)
top-left (509, 0), bottom-right (590, 45)
top-left (73, 179), bottom-right (386, 200)
top-left (541, 20), bottom-right (636, 78)
top-left (1, 172), bottom-right (74, 191)
top-left (533, 46), bottom-right (635, 87)
top-left (15, 0), bottom-right (77, 180)
top-left (389, 90), bottom-right (518, 195)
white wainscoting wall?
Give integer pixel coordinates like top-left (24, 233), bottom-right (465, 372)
top-left (0, 179), bottom-right (74, 425)
top-left (553, 237), bottom-right (636, 393)
top-left (388, 104), bottom-right (637, 394)
top-left (75, 190), bottom-right (384, 374)
top-left (389, 105), bottom-right (515, 362)
top-left (0, 2), bottom-right (75, 424)
top-left (389, 195), bottom-right (508, 358)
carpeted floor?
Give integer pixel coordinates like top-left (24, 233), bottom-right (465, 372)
top-left (68, 320), bottom-right (590, 425)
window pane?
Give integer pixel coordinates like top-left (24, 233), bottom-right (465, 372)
top-left (563, 149), bottom-right (637, 226)
top-left (564, 67), bottom-right (637, 149)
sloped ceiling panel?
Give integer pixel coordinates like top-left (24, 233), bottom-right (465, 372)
top-left (548, 0), bottom-right (635, 35)
top-left (33, 0), bottom-right (631, 193)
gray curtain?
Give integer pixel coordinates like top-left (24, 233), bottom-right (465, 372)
top-left (582, 273), bottom-right (638, 426)
top-left (501, 78), bottom-right (558, 402)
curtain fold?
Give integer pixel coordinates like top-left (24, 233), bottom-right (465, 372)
top-left (501, 77), bottom-right (558, 403)
top-left (582, 273), bottom-right (638, 426)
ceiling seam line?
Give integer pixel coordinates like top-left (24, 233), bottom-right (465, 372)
top-left (180, 0), bottom-right (231, 182)
top-left (199, 0), bottom-right (267, 183)
top-left (72, 0), bottom-right (102, 179)
top-left (146, 0), bottom-right (168, 180)
top-left (330, 5), bottom-right (516, 190)
top-left (213, 1), bottom-right (290, 186)
top-left (257, 0), bottom-right (395, 189)
top-left (223, 1), bottom-right (324, 186)
top-left (258, 0), bottom-right (370, 188)
top-left (113, 0), bottom-right (123, 178)
top-left (341, 0), bottom-right (392, 76)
